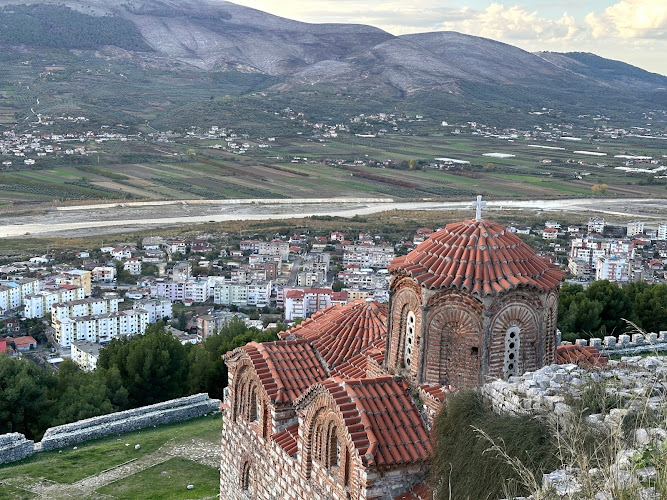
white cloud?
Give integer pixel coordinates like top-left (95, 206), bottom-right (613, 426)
top-left (441, 3), bottom-right (581, 43)
top-left (585, 0), bottom-right (667, 38)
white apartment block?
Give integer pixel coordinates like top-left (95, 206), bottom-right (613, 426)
top-left (51, 297), bottom-right (120, 323)
top-left (297, 271), bottom-right (326, 287)
top-left (214, 281), bottom-right (271, 307)
top-left (283, 288), bottom-right (334, 321)
top-left (596, 256), bottom-right (629, 282)
top-left (627, 221), bottom-right (644, 236)
top-left (0, 278), bottom-right (42, 313)
top-left (658, 223), bottom-right (667, 241)
top-left (588, 217), bottom-right (605, 234)
top-left (343, 244), bottom-right (394, 268)
top-left (258, 240), bottom-right (290, 262)
top-left (24, 286), bottom-right (85, 318)
top-left (133, 298), bottom-right (172, 323)
top-left (123, 258), bottom-right (142, 275)
top-left (150, 278), bottom-right (213, 303)
top-left (71, 341), bottom-right (101, 371)
top-left (55, 309), bottom-right (149, 347)
top-left (92, 266), bottom-right (116, 282)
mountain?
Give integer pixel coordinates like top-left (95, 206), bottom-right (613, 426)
top-left (0, 0), bottom-right (664, 130)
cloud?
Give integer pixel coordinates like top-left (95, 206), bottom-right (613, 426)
top-left (585, 0), bottom-right (667, 38)
top-left (441, 3), bottom-right (582, 43)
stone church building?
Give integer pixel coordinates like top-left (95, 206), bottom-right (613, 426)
top-left (220, 215), bottom-right (566, 500)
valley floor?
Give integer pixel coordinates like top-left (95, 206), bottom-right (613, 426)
top-left (0, 197), bottom-right (664, 238)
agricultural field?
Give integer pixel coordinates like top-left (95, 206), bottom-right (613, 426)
top-left (0, 414), bottom-right (221, 500)
top-left (2, 130), bottom-right (665, 207)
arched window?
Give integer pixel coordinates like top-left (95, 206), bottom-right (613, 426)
top-left (404, 311), bottom-right (416, 367)
top-left (344, 447), bottom-right (351, 486)
top-left (503, 326), bottom-right (520, 379)
top-left (248, 386), bottom-right (258, 422)
top-left (312, 420), bottom-right (325, 464)
top-left (240, 460), bottom-right (253, 492)
top-left (328, 426), bottom-right (340, 467)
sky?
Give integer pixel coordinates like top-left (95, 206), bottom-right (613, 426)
top-left (230, 0), bottom-right (667, 75)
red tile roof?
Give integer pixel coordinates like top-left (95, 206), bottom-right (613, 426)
top-left (12, 336), bottom-right (37, 348)
top-left (389, 219), bottom-right (565, 296)
top-left (302, 376), bottom-right (432, 467)
top-left (331, 337), bottom-right (387, 379)
top-left (419, 384), bottom-right (456, 403)
top-left (283, 300), bottom-right (388, 368)
top-left (394, 482), bottom-right (432, 500)
top-left (272, 423), bottom-right (299, 457)
top-left (0, 340), bottom-right (6, 353)
top-left (224, 340), bottom-right (329, 403)
top-left (557, 344), bottom-right (608, 367)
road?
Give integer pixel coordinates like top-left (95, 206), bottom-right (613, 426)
top-left (0, 197), bottom-right (665, 238)
top-left (287, 257), bottom-right (302, 287)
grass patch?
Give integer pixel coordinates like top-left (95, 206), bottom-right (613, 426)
top-left (430, 389), bottom-right (558, 500)
top-left (0, 414), bottom-right (220, 485)
top-left (0, 483), bottom-right (35, 500)
top-left (96, 457), bottom-right (219, 499)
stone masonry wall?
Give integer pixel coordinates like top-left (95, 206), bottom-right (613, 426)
top-left (0, 433), bottom-right (35, 465)
top-left (220, 407), bottom-right (426, 500)
top-left (39, 393), bottom-right (220, 452)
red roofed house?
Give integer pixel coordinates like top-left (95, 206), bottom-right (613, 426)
top-left (220, 210), bottom-right (565, 499)
top-left (12, 335), bottom-right (37, 351)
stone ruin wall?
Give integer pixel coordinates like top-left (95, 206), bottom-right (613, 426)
top-left (0, 433), bottom-right (34, 465)
top-left (0, 393), bottom-right (220, 465)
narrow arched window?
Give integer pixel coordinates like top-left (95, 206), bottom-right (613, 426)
top-left (404, 311), bottom-right (416, 367)
top-left (248, 387), bottom-right (258, 422)
top-left (503, 326), bottom-right (521, 379)
top-left (328, 425), bottom-right (340, 467)
top-left (241, 460), bottom-right (252, 492)
top-left (313, 421), bottom-right (324, 464)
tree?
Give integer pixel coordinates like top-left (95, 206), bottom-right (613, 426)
top-left (0, 356), bottom-right (53, 439)
top-left (591, 183), bottom-right (608, 195)
top-left (332, 280), bottom-right (345, 292)
top-left (98, 323), bottom-right (190, 406)
top-left (585, 280), bottom-right (632, 335)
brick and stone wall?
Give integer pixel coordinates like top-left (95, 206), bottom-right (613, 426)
top-left (39, 393), bottom-right (219, 452)
top-left (0, 433), bottom-right (34, 465)
top-left (219, 405), bottom-right (427, 500)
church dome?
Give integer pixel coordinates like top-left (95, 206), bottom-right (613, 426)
top-left (389, 219), bottom-right (564, 296)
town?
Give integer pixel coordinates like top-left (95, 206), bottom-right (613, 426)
top-left (1, 213), bottom-right (665, 369)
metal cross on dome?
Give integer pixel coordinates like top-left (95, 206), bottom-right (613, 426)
top-left (471, 195), bottom-right (486, 221)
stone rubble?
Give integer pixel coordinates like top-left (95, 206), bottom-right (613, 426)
top-left (487, 356), bottom-right (667, 500)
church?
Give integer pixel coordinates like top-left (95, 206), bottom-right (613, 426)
top-left (219, 208), bottom-right (567, 500)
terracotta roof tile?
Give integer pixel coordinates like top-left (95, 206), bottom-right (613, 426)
top-left (224, 340), bottom-right (329, 403)
top-left (556, 344), bottom-right (608, 368)
top-left (283, 300), bottom-right (388, 368)
top-left (272, 423), bottom-right (299, 457)
top-left (302, 376), bottom-right (432, 467)
top-left (419, 384), bottom-right (456, 403)
top-left (389, 219), bottom-right (565, 297)
top-left (393, 482), bottom-right (432, 499)
top-left (331, 337), bottom-right (387, 379)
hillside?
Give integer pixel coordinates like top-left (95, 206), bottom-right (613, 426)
top-left (0, 0), bottom-right (663, 108)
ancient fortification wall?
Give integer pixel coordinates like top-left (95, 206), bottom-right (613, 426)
top-left (0, 433), bottom-right (34, 465)
top-left (0, 393), bottom-right (220, 464)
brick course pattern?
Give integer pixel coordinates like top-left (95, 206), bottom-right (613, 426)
top-left (387, 219), bottom-right (563, 388)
